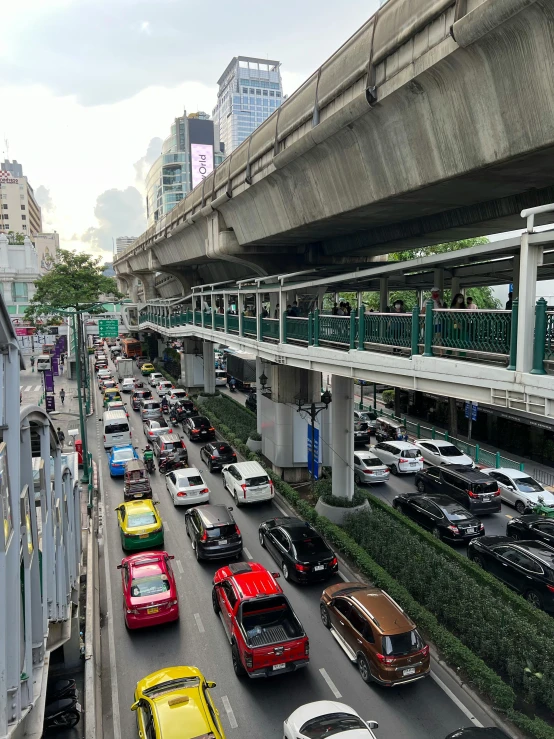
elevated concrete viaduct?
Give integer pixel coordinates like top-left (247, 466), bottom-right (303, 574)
top-left (114, 0), bottom-right (554, 295)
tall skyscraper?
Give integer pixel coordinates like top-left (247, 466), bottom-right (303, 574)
top-left (115, 236), bottom-right (137, 255)
top-left (0, 161), bottom-right (42, 237)
top-left (145, 110), bottom-right (220, 227)
top-left (212, 56), bottom-right (283, 156)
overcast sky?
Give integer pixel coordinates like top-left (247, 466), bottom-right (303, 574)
top-left (1, 0), bottom-right (379, 260)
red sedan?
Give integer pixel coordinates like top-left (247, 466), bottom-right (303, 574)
top-left (117, 551), bottom-right (179, 629)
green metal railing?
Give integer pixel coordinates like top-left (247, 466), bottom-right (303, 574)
top-left (242, 316), bottom-right (257, 337)
top-left (261, 317), bottom-right (279, 341)
top-left (286, 317), bottom-right (309, 343)
top-left (318, 315), bottom-right (351, 345)
top-left (363, 312), bottom-right (411, 348)
top-left (432, 309), bottom-right (511, 356)
top-left (204, 312), bottom-right (213, 329)
top-left (214, 313), bottom-right (225, 330)
top-left (227, 314), bottom-right (239, 333)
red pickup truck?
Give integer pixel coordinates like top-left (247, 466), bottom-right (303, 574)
top-left (212, 561), bottom-right (309, 678)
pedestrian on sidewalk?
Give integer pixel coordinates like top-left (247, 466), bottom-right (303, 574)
top-left (57, 427), bottom-right (65, 447)
top-left (60, 388), bottom-right (66, 405)
top-left (30, 356), bottom-right (35, 373)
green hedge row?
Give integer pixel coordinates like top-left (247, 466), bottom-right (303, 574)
top-left (197, 400), bottom-right (554, 737)
top-left (201, 394), bottom-right (257, 443)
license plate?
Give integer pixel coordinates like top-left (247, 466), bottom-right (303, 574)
top-left (147, 607), bottom-right (159, 614)
top-left (139, 534), bottom-right (149, 539)
top-left (313, 565), bottom-right (325, 571)
top-left (403, 667), bottom-right (416, 676)
top-left (134, 494), bottom-right (141, 498)
top-left (219, 539), bottom-right (228, 545)
top-left (272, 663), bottom-right (286, 671)
top-left (483, 496), bottom-right (491, 502)
top-left (467, 527), bottom-right (476, 534)
top-left (410, 462), bottom-right (417, 466)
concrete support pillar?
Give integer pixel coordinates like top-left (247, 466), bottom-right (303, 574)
top-left (331, 375), bottom-right (354, 501)
top-left (180, 338), bottom-right (203, 390)
top-left (269, 293), bottom-right (279, 319)
top-left (379, 278), bottom-right (388, 312)
top-left (256, 357), bottom-right (263, 434)
top-left (451, 276), bottom-right (461, 298)
top-left (512, 255), bottom-right (520, 300)
top-left (203, 341), bottom-right (215, 394)
top-left (516, 233), bottom-right (542, 373)
top-left (433, 268), bottom-right (445, 293)
top-left (141, 273), bottom-right (158, 301)
top-left (261, 366), bottom-right (322, 482)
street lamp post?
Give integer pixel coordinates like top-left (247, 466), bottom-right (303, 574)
top-left (296, 390), bottom-right (332, 495)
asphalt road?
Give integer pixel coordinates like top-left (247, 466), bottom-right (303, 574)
top-left (96, 363), bottom-right (502, 739)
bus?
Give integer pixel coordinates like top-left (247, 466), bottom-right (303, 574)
top-left (121, 337), bottom-right (142, 358)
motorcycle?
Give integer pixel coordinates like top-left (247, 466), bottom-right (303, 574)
top-left (46, 678), bottom-right (77, 703)
top-left (144, 457), bottom-right (155, 474)
top-left (158, 454), bottom-right (186, 474)
top-left (44, 696), bottom-right (81, 731)
top-left (229, 381), bottom-right (236, 393)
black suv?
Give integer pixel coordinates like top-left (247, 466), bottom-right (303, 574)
top-left (183, 415), bottom-right (215, 442)
top-left (152, 434), bottom-right (188, 463)
top-left (393, 492), bottom-right (484, 543)
top-left (184, 504), bottom-right (242, 561)
top-left (200, 442), bottom-right (237, 472)
top-left (245, 390), bottom-right (257, 413)
top-left (131, 388), bottom-right (152, 410)
top-left (468, 536), bottom-right (554, 612)
top-left (415, 465), bottom-right (501, 514)
top-left (507, 514), bottom-right (554, 546)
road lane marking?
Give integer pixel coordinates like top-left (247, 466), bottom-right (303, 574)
top-left (175, 559), bottom-right (184, 575)
top-left (194, 613), bottom-right (205, 633)
top-left (431, 672), bottom-right (483, 727)
top-left (319, 668), bottom-right (342, 698)
top-left (98, 446), bottom-right (122, 739)
top-left (221, 695), bottom-right (238, 729)
top-left (338, 571), bottom-right (348, 582)
top-left (163, 520), bottom-right (170, 532)
top-left (243, 547), bottom-right (253, 560)
top-left (274, 501), bottom-right (288, 516)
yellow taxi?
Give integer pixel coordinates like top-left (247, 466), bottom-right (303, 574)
top-left (103, 387), bottom-right (122, 408)
top-left (116, 500), bottom-right (164, 552)
top-left (141, 363), bottom-right (156, 376)
top-left (132, 666), bottom-right (226, 739)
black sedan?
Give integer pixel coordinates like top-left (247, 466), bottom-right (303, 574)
top-left (258, 517), bottom-right (338, 583)
top-left (183, 415), bottom-right (216, 442)
top-left (468, 536), bottom-right (554, 612)
top-left (445, 729), bottom-right (512, 739)
top-left (506, 514), bottom-right (554, 545)
top-left (392, 492), bottom-right (484, 543)
top-left (200, 442), bottom-right (237, 472)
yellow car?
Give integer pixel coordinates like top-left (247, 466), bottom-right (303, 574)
top-left (116, 499), bottom-right (164, 552)
top-left (103, 388), bottom-right (122, 407)
top-left (132, 666), bottom-right (226, 739)
top-left (141, 363), bottom-right (156, 376)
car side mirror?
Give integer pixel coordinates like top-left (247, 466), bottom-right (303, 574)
top-left (115, 506), bottom-right (123, 512)
top-left (154, 500), bottom-right (160, 505)
top-left (167, 554), bottom-right (175, 560)
top-left (116, 564), bottom-right (122, 569)
top-left (272, 572), bottom-right (280, 579)
top-left (206, 680), bottom-right (216, 689)
top-left (130, 700), bottom-right (142, 712)
top-left (367, 721), bottom-right (379, 730)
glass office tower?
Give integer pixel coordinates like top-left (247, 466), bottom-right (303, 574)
top-left (212, 56), bottom-right (283, 156)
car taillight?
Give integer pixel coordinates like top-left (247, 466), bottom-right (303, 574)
top-left (479, 523), bottom-right (485, 530)
top-left (304, 640), bottom-right (310, 655)
top-left (201, 530), bottom-right (208, 542)
top-left (399, 458), bottom-right (408, 464)
top-left (547, 584), bottom-right (554, 593)
top-left (329, 557), bottom-right (338, 567)
top-left (494, 489), bottom-right (501, 497)
top-left (103, 435), bottom-right (106, 442)
top-left (168, 429), bottom-right (173, 433)
top-left (376, 653), bottom-right (396, 665)
top-left (269, 480), bottom-right (274, 495)
top-left (192, 429), bottom-right (199, 434)
top-left (209, 427), bottom-right (214, 432)
top-left (447, 525), bottom-right (460, 534)
top-left (149, 431), bottom-right (153, 436)
top-left (177, 492), bottom-right (187, 497)
top-left (130, 431), bottom-right (132, 438)
top-left (245, 652), bottom-right (253, 669)
top-left (170, 599), bottom-right (178, 606)
top-left (468, 490), bottom-right (478, 498)
top-left (200, 488), bottom-right (209, 494)
top-left (241, 483), bottom-right (247, 498)
top-left (126, 608), bottom-right (139, 615)
top-left (232, 454), bottom-right (237, 460)
top-left (364, 469), bottom-right (373, 474)
top-left (420, 645), bottom-right (430, 657)
top-left (211, 455), bottom-right (217, 460)
top-left (235, 525), bottom-right (241, 536)
top-left (295, 563), bottom-right (310, 572)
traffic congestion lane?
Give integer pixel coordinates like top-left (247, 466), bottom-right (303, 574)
top-left (97, 360), bottom-right (490, 739)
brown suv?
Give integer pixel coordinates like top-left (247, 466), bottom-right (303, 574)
top-left (320, 582), bottom-right (430, 686)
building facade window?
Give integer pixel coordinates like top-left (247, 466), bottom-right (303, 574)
top-left (21, 215), bottom-right (26, 221)
top-left (11, 282), bottom-right (28, 302)
top-left (20, 205), bottom-right (25, 210)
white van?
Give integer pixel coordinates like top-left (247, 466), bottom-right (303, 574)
top-left (215, 370), bottom-right (227, 386)
top-left (103, 409), bottom-right (132, 449)
top-left (36, 354), bottom-right (52, 372)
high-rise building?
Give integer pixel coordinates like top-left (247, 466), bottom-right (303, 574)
top-left (212, 56), bottom-right (283, 155)
top-left (0, 231), bottom-right (40, 315)
top-left (145, 111), bottom-right (220, 227)
top-left (115, 236), bottom-right (137, 255)
top-left (0, 161), bottom-right (42, 237)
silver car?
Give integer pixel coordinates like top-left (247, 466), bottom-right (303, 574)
top-left (143, 419), bottom-right (171, 440)
top-left (354, 451), bottom-right (390, 484)
top-left (140, 399), bottom-right (163, 421)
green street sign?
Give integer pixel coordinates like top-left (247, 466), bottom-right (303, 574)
top-left (98, 319), bottom-right (119, 338)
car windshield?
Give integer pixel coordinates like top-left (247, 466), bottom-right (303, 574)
top-left (440, 503), bottom-right (473, 521)
top-left (177, 474), bottom-right (203, 487)
top-left (127, 513), bottom-right (157, 527)
top-left (194, 417), bottom-right (210, 427)
top-left (131, 575), bottom-right (170, 598)
top-left (299, 713), bottom-right (366, 738)
top-left (105, 422), bottom-right (128, 434)
top-left (473, 481), bottom-right (498, 495)
top-left (293, 536), bottom-right (329, 558)
top-left (362, 457), bottom-right (383, 467)
top-left (144, 402), bottom-right (160, 410)
top-left (246, 475), bottom-right (269, 487)
top-left (401, 449), bottom-right (419, 459)
top-left (113, 449), bottom-right (134, 461)
top-left (206, 523), bottom-right (236, 539)
top-left (439, 445), bottom-right (464, 456)
top-left (173, 391), bottom-right (186, 397)
top-left (143, 677), bottom-right (200, 697)
top-left (217, 444), bottom-right (233, 455)
top-left (514, 477), bottom-right (544, 493)
top-left (382, 629), bottom-right (422, 656)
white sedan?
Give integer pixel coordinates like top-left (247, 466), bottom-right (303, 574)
top-left (413, 439), bottom-right (473, 467)
top-left (284, 701), bottom-right (378, 739)
top-left (164, 468), bottom-right (210, 506)
top-left (481, 467), bottom-right (554, 514)
top-left (168, 389), bottom-right (187, 408)
top-left (157, 380), bottom-right (174, 396)
top-left (143, 419), bottom-right (171, 440)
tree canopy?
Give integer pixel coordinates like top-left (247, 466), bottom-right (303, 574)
top-left (26, 249), bottom-right (123, 319)
top-left (323, 237), bottom-right (500, 311)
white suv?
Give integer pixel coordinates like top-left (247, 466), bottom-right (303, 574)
top-left (148, 372), bottom-right (163, 387)
top-left (222, 461), bottom-right (274, 506)
top-left (371, 441), bottom-right (423, 475)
